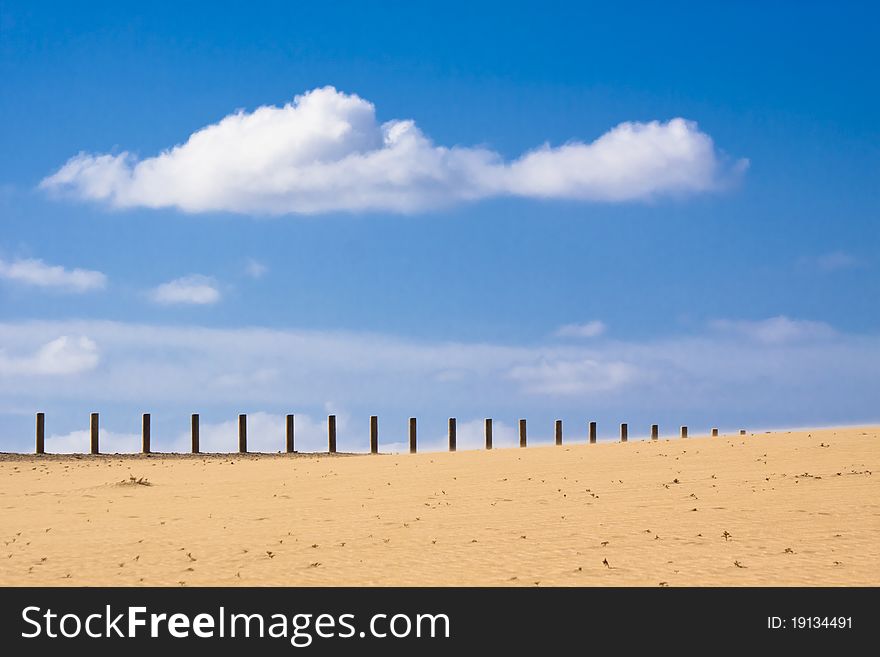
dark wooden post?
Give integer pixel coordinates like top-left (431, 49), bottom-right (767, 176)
top-left (519, 419), bottom-right (527, 448)
top-left (555, 419), bottom-right (563, 446)
top-left (589, 421), bottom-right (597, 444)
top-left (286, 414), bottom-right (295, 453)
top-left (448, 418), bottom-right (456, 452)
top-left (620, 422), bottom-right (628, 443)
top-left (409, 418), bottom-right (417, 454)
top-left (370, 415), bottom-right (378, 454)
top-left (328, 415), bottom-right (337, 453)
top-left (680, 425), bottom-right (688, 439)
top-left (35, 412), bottom-right (45, 455)
top-left (651, 424), bottom-right (659, 440)
top-left (191, 414), bottom-right (200, 454)
top-left (142, 413), bottom-right (151, 454)
top-left (90, 412), bottom-right (99, 454)
top-left (238, 414), bottom-right (247, 453)
top-left (485, 418), bottom-right (493, 450)
top-left (711, 427), bottom-right (719, 437)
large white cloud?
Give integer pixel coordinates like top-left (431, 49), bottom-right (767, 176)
top-left (40, 86), bottom-right (746, 215)
top-left (0, 257), bottom-right (106, 292)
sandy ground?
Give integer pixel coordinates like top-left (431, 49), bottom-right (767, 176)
top-left (0, 426), bottom-right (877, 586)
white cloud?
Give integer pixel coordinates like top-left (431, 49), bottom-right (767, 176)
top-left (380, 417), bottom-right (525, 453)
top-left (46, 428), bottom-right (139, 454)
top-left (553, 320), bottom-right (606, 339)
top-left (1, 316), bottom-right (878, 454)
top-left (244, 259), bottom-right (268, 279)
top-left (214, 368), bottom-right (279, 388)
top-left (41, 412), bottom-right (518, 455)
top-left (0, 335), bottom-right (99, 375)
top-left (709, 316), bottom-right (836, 344)
top-left (41, 86), bottom-right (746, 215)
top-left (443, 418), bottom-right (519, 451)
top-left (0, 257), bottom-right (106, 292)
top-left (150, 275), bottom-right (220, 305)
top-left (0, 320), bottom-right (633, 405)
top-left (0, 316), bottom-right (870, 406)
top-left (41, 412), bottom-right (342, 454)
top-left (168, 411), bottom-right (337, 453)
top-left (508, 357), bottom-right (637, 395)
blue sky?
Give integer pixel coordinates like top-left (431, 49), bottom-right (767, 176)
top-left (1, 1), bottom-right (878, 453)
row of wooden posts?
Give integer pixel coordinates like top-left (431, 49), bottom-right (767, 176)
top-left (31, 412), bottom-right (747, 455)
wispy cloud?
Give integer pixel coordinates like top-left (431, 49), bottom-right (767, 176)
top-left (0, 316), bottom-right (875, 422)
top-left (244, 259), bottom-right (268, 279)
top-left (150, 275), bottom-right (220, 305)
top-left (41, 86), bottom-right (747, 215)
top-left (0, 257), bottom-right (106, 292)
top-left (1, 316), bottom-right (878, 452)
top-left (0, 335), bottom-right (99, 376)
top-left (553, 320), bottom-right (606, 339)
top-left (812, 251), bottom-right (864, 272)
top-left (508, 358), bottom-right (636, 395)
top-left (709, 316), bottom-right (836, 344)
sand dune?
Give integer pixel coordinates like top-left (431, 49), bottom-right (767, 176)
top-left (1, 427), bottom-right (877, 586)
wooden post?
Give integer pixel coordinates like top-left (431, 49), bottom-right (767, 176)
top-left (589, 421), bottom-right (597, 444)
top-left (90, 412), bottom-right (99, 454)
top-left (485, 418), bottom-right (493, 450)
top-left (448, 418), bottom-right (456, 452)
top-left (620, 422), bottom-right (628, 443)
top-left (651, 424), bottom-right (659, 440)
top-left (519, 419), bottom-right (527, 448)
top-left (711, 427), bottom-right (719, 437)
top-left (409, 418), bottom-right (417, 454)
top-left (238, 414), bottom-right (247, 453)
top-left (35, 412), bottom-right (45, 455)
top-left (191, 414), bottom-right (200, 454)
top-left (555, 419), bottom-right (563, 446)
top-left (370, 415), bottom-right (378, 454)
top-left (328, 415), bottom-right (337, 453)
top-left (286, 414), bottom-right (295, 453)
top-left (142, 413), bottom-right (151, 454)
top-left (680, 425), bottom-right (688, 439)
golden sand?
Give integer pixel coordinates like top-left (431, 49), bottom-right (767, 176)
top-left (1, 427), bottom-right (877, 586)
